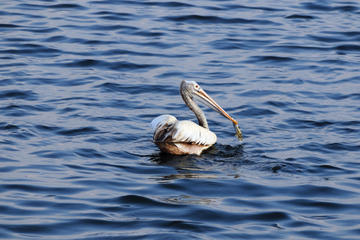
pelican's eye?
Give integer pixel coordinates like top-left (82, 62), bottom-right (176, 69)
top-left (194, 84), bottom-right (200, 90)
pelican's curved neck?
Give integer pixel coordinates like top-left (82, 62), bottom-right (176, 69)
top-left (180, 88), bottom-right (209, 129)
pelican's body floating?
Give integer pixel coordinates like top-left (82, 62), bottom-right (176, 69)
top-left (151, 80), bottom-right (242, 155)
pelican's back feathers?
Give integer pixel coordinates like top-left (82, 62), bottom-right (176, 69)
top-left (172, 120), bottom-right (216, 146)
top-left (152, 115), bottom-right (216, 146)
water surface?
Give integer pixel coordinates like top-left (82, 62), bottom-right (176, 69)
top-left (1, 0), bottom-right (360, 239)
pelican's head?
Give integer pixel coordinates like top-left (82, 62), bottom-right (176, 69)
top-left (180, 80), bottom-right (236, 123)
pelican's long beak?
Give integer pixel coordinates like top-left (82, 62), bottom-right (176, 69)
top-left (194, 88), bottom-right (243, 140)
top-left (195, 89), bottom-right (237, 124)
top-left (195, 88), bottom-right (243, 141)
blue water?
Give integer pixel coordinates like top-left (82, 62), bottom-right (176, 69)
top-left (1, 0), bottom-right (360, 239)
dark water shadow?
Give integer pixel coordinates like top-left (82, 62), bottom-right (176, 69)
top-left (149, 144), bottom-right (248, 180)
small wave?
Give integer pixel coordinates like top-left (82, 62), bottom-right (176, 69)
top-left (35, 125), bottom-right (61, 133)
top-left (31, 150), bottom-right (74, 159)
top-left (2, 183), bottom-right (83, 195)
top-left (0, 62), bottom-right (27, 68)
top-left (48, 3), bottom-right (86, 9)
top-left (335, 44), bottom-right (360, 51)
top-left (1, 106), bottom-right (32, 117)
top-left (309, 35), bottom-right (343, 43)
top-left (301, 2), bottom-right (358, 12)
top-left (272, 44), bottom-right (331, 52)
top-left (163, 15), bottom-right (277, 25)
top-left (74, 148), bottom-right (106, 158)
top-left (0, 156), bottom-right (17, 162)
top-left (94, 11), bottom-right (134, 21)
top-left (247, 55), bottom-right (295, 63)
top-left (144, 1), bottom-right (194, 8)
top-left (1, 104), bottom-right (53, 113)
top-left (326, 92), bottom-right (360, 100)
top-left (240, 107), bottom-right (277, 117)
top-left (57, 127), bottom-right (99, 136)
top-left (209, 38), bottom-right (273, 50)
top-left (0, 90), bottom-right (37, 100)
top-left (90, 0), bottom-right (194, 9)
top-left (285, 14), bottom-right (315, 20)
top-left (16, 3), bottom-right (86, 10)
top-left (280, 198), bottom-right (355, 212)
top-left (285, 119), bottom-right (334, 129)
top-left (23, 27), bottom-right (59, 33)
top-left (89, 24), bottom-right (138, 31)
top-left (220, 4), bottom-right (282, 12)
top-left (118, 194), bottom-right (180, 208)
top-left (0, 122), bottom-right (19, 131)
top-left (99, 49), bottom-right (188, 58)
top-left (0, 23), bottom-right (19, 29)
top-left (266, 100), bottom-right (289, 108)
top-left (0, 43), bottom-right (61, 57)
top-left (58, 59), bottom-right (160, 71)
top-left (300, 142), bottom-right (360, 153)
top-left (95, 82), bottom-right (177, 95)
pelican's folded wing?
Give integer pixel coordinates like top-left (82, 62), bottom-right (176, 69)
top-left (172, 120), bottom-right (217, 146)
top-left (152, 115), bottom-right (178, 142)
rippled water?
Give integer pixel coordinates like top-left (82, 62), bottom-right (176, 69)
top-left (1, 0), bottom-right (360, 239)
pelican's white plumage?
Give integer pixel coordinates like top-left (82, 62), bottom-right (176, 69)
top-left (173, 120), bottom-right (217, 145)
top-left (152, 115), bottom-right (216, 146)
top-left (151, 80), bottom-right (241, 155)
top-left (151, 115), bottom-right (176, 132)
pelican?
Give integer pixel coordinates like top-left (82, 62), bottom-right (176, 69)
top-left (151, 80), bottom-right (242, 155)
